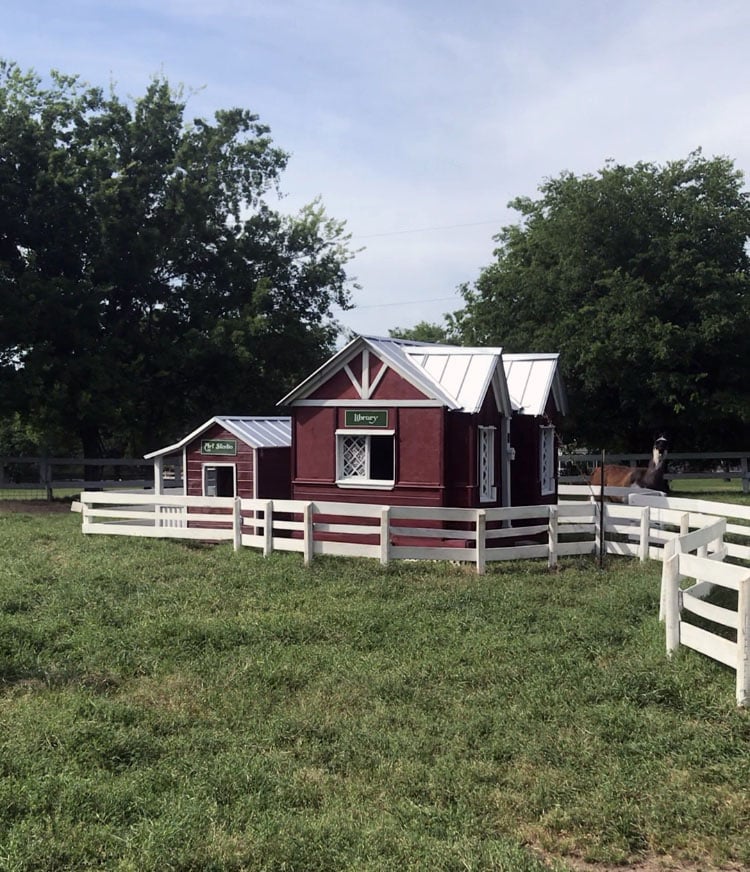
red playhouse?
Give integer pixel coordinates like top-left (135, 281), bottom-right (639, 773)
top-left (145, 416), bottom-right (291, 500)
top-left (278, 335), bottom-right (567, 509)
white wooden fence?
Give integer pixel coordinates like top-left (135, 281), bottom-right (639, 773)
top-left (79, 491), bottom-right (598, 571)
top-left (660, 517), bottom-right (750, 706)
top-left (78, 487), bottom-right (750, 569)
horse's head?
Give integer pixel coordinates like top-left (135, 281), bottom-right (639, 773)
top-left (653, 435), bottom-right (668, 465)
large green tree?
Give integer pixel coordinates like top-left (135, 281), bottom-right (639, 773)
top-left (0, 61), bottom-right (355, 456)
top-left (451, 152), bottom-right (750, 450)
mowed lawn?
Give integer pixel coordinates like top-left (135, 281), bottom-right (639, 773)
top-left (1, 507), bottom-right (750, 871)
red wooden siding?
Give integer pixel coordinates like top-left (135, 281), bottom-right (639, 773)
top-left (309, 366), bottom-right (360, 400)
top-left (256, 447), bottom-right (291, 499)
top-left (509, 415), bottom-right (557, 508)
top-left (444, 412), bottom-right (475, 507)
top-left (185, 423), bottom-right (253, 497)
top-left (370, 366), bottom-right (428, 401)
top-left (396, 407), bottom-right (443, 487)
top-left (294, 407), bottom-right (336, 482)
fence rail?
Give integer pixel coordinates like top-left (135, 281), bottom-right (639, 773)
top-left (660, 517), bottom-right (750, 706)
top-left (4, 451), bottom-right (749, 498)
top-left (1, 456), bottom-right (182, 499)
top-left (561, 450), bottom-right (750, 492)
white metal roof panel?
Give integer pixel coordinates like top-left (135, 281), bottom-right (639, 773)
top-left (219, 416), bottom-right (292, 449)
top-left (405, 347), bottom-right (510, 415)
top-left (145, 416), bottom-right (291, 458)
top-left (503, 354), bottom-right (566, 416)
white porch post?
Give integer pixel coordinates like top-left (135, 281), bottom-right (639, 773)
top-left (153, 456), bottom-right (164, 496)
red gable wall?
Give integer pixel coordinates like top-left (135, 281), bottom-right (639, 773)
top-left (185, 423), bottom-right (254, 497)
top-left (307, 351), bottom-right (430, 402)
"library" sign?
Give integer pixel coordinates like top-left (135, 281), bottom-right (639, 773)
top-left (344, 410), bottom-right (389, 428)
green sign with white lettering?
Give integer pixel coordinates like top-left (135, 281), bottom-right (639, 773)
top-left (345, 409), bottom-right (389, 428)
top-left (201, 439), bottom-right (237, 455)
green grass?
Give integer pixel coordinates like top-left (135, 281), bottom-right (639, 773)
top-left (2, 510), bottom-right (750, 870)
top-left (669, 478), bottom-right (750, 505)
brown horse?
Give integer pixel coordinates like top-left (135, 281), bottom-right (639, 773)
top-left (589, 436), bottom-right (669, 494)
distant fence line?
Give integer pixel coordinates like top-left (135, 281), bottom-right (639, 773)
top-left (560, 451), bottom-right (750, 492)
top-left (0, 456), bottom-right (182, 499)
top-left (3, 451), bottom-right (748, 500)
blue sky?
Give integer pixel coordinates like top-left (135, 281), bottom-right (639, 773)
top-left (4, 0), bottom-right (750, 337)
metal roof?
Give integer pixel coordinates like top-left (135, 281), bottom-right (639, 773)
top-left (403, 346), bottom-right (512, 415)
top-left (503, 353), bottom-right (568, 416)
top-left (144, 416), bottom-right (291, 459)
top-left (278, 335), bottom-right (513, 415)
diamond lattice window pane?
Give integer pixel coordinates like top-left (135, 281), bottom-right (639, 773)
top-left (342, 436), bottom-right (367, 478)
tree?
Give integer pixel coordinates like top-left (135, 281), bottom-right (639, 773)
top-left (388, 321), bottom-right (451, 343)
top-left (450, 151), bottom-right (750, 450)
top-left (0, 61), bottom-right (355, 456)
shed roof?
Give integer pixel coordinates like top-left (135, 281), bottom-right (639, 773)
top-left (278, 335), bottom-right (513, 416)
top-left (144, 416), bottom-right (291, 459)
top-left (503, 353), bottom-right (568, 416)
top-left (402, 344), bottom-right (512, 415)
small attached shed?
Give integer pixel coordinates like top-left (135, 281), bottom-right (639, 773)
top-left (145, 416), bottom-right (291, 500)
top-left (503, 353), bottom-right (568, 507)
top-left (278, 334), bottom-right (516, 509)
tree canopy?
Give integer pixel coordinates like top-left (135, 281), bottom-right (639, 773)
top-left (450, 151), bottom-right (750, 450)
top-left (388, 321), bottom-right (451, 343)
top-left (0, 61), bottom-right (356, 456)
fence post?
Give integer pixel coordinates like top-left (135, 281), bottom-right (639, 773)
top-left (710, 520), bottom-right (726, 561)
top-left (263, 501), bottom-right (273, 557)
top-left (380, 506), bottom-right (391, 567)
top-left (680, 513), bottom-right (689, 537)
top-left (41, 456), bottom-right (52, 501)
top-left (660, 537), bottom-right (676, 621)
top-left (594, 501), bottom-right (606, 563)
top-left (737, 576), bottom-right (750, 707)
top-left (303, 502), bottom-right (313, 566)
top-left (233, 497), bottom-right (242, 552)
top-left (664, 553), bottom-right (681, 656)
top-left (476, 510), bottom-right (486, 575)
top-left (639, 505), bottom-right (650, 562)
top-left (742, 457), bottom-right (749, 495)
top-left (547, 506), bottom-right (558, 570)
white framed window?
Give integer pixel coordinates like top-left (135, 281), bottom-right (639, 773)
top-left (335, 429), bottom-right (395, 488)
top-left (203, 463), bottom-right (236, 497)
top-left (539, 426), bottom-right (556, 496)
top-left (478, 426), bottom-right (497, 503)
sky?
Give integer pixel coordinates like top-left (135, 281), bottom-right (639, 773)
top-left (4, 0), bottom-right (750, 339)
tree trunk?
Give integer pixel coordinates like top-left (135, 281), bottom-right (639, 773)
top-left (80, 425), bottom-right (105, 484)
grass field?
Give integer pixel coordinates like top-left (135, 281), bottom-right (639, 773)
top-left (2, 507), bottom-right (750, 871)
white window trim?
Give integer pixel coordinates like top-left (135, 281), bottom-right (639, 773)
top-left (202, 462), bottom-right (237, 498)
top-left (335, 429), bottom-right (396, 489)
